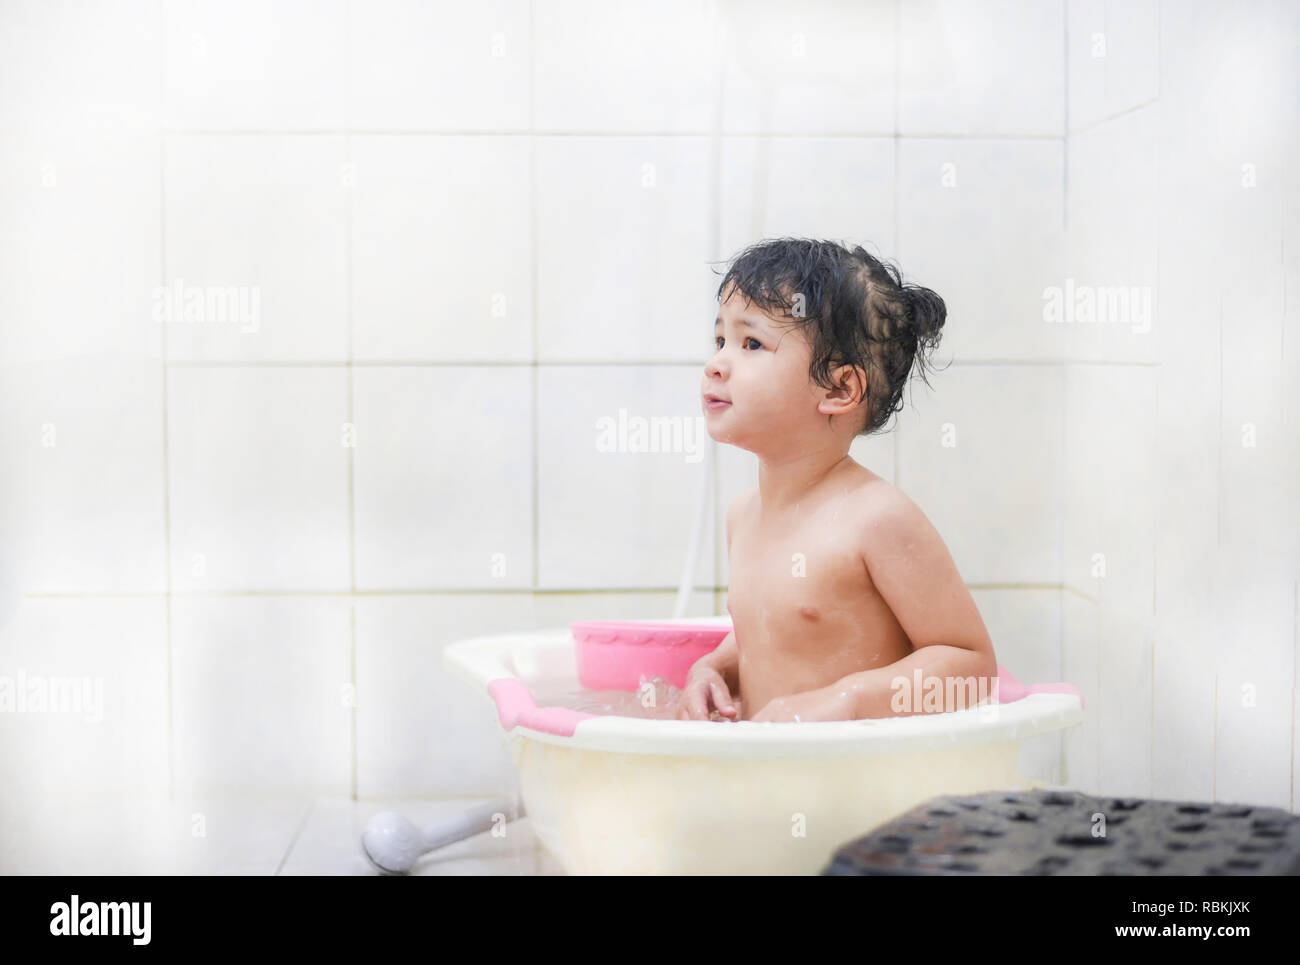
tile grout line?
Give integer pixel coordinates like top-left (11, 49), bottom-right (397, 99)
top-left (1212, 673), bottom-right (1218, 803)
top-left (1060, 588), bottom-right (1067, 785)
top-left (22, 581), bottom-right (1065, 600)
top-left (1148, 0), bottom-right (1161, 802)
top-left (349, 603), bottom-right (358, 801)
top-left (1094, 600), bottom-right (1099, 794)
top-left (893, 0), bottom-right (902, 489)
top-left (529, 0), bottom-right (539, 595)
top-left (159, 0), bottom-right (173, 807)
top-left (159, 357), bottom-right (1162, 368)
top-left (708, 0), bottom-right (724, 613)
top-left (1059, 0), bottom-right (1071, 785)
top-left (1281, 228), bottom-right (1287, 428)
top-left (345, 0), bottom-right (358, 804)
top-left (274, 799), bottom-right (318, 876)
top-left (1061, 0), bottom-right (1069, 237)
top-left (893, 0), bottom-right (900, 260)
top-left (1151, 374), bottom-right (1158, 798)
top-left (1217, 293), bottom-right (1223, 547)
top-left (160, 128), bottom-right (1065, 140)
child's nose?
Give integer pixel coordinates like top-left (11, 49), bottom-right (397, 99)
top-left (706, 344), bottom-right (729, 373)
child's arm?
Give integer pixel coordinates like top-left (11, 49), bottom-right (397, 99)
top-left (713, 486), bottom-right (754, 696)
top-left (750, 490), bottom-right (996, 723)
top-left (676, 489), bottom-right (749, 720)
top-left (840, 490), bottom-right (997, 718)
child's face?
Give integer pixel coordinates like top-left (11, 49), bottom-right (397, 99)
top-left (703, 285), bottom-right (827, 452)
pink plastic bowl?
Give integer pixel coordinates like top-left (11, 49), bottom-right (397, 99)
top-left (571, 620), bottom-right (732, 691)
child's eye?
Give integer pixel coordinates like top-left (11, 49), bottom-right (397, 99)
top-left (715, 336), bottom-right (764, 350)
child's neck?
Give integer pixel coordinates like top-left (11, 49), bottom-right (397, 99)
top-left (756, 449), bottom-right (853, 516)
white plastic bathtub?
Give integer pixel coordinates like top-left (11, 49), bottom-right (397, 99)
top-left (444, 617), bottom-right (1085, 875)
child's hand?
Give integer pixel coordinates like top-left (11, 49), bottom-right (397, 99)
top-left (675, 663), bottom-right (738, 721)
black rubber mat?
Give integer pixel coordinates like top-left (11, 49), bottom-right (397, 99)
top-left (822, 789), bottom-right (1300, 875)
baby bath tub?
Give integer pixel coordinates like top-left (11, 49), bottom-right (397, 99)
top-left (444, 617), bottom-right (1085, 875)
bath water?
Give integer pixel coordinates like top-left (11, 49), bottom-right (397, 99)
top-left (529, 674), bottom-right (742, 722)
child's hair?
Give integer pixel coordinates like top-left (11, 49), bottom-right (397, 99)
top-left (711, 237), bottom-right (947, 436)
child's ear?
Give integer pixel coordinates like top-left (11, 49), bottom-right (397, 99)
top-left (824, 363), bottom-right (870, 414)
top-left (834, 363), bottom-right (871, 408)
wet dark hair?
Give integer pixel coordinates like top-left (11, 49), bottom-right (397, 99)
top-left (711, 237), bottom-right (947, 436)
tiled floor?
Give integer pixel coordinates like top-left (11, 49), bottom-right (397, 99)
top-left (0, 795), bottom-right (566, 875)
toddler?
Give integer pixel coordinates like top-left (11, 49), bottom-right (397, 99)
top-left (676, 238), bottom-right (997, 723)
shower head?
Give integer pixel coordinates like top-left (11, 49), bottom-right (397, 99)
top-left (361, 811), bottom-right (425, 875)
top-left (360, 800), bottom-right (527, 875)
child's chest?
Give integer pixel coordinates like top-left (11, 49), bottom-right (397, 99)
top-left (726, 504), bottom-right (879, 654)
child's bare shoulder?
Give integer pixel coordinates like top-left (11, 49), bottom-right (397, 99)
top-left (848, 467), bottom-right (931, 536)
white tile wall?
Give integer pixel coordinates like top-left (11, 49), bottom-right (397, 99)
top-left (0, 358), bottom-right (167, 593)
top-left (1095, 604), bottom-right (1154, 799)
top-left (164, 135), bottom-right (350, 361)
top-left (717, 0), bottom-right (895, 135)
top-left (353, 367), bottom-right (535, 590)
top-left (0, 598), bottom-right (169, 805)
top-left (171, 596), bottom-right (352, 797)
top-left (1061, 591), bottom-right (1101, 793)
top-left (535, 136), bottom-right (717, 362)
top-left (1063, 0), bottom-right (1300, 812)
top-left (0, 0), bottom-right (159, 136)
top-left (532, 589), bottom-right (717, 628)
top-left (1064, 106), bottom-right (1159, 363)
top-left (897, 138), bottom-right (1065, 364)
top-left (1217, 230), bottom-right (1294, 563)
top-left (0, 131), bottom-right (161, 365)
top-left (899, 0), bottom-right (1065, 137)
top-left (532, 0), bottom-right (717, 133)
top-left (354, 594), bottom-right (533, 798)
top-left (537, 365), bottom-right (717, 588)
top-left (347, 0), bottom-right (532, 132)
top-left (163, 0), bottom-right (348, 130)
top-left (1212, 545), bottom-right (1295, 810)
top-left (894, 365), bottom-right (1065, 586)
top-left (167, 367), bottom-right (351, 591)
top-left (1149, 242), bottom-right (1221, 804)
top-left (1062, 364), bottom-right (1157, 618)
top-left (1150, 612), bottom-right (1216, 804)
top-left (1067, 0), bottom-right (1159, 133)
top-left (718, 137), bottom-right (895, 260)
top-left (351, 136), bottom-right (533, 361)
